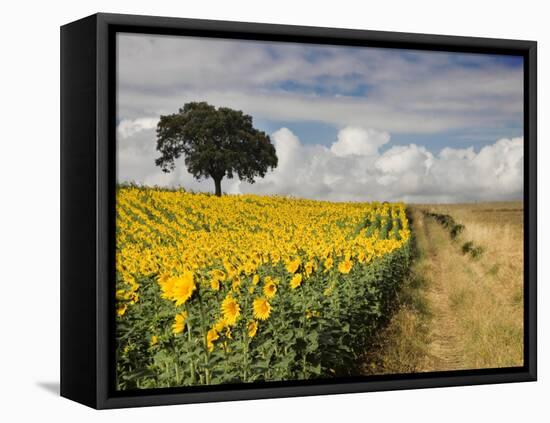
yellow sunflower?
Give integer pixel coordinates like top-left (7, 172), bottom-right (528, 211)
top-left (253, 297), bottom-right (272, 320)
top-left (172, 311), bottom-right (188, 335)
top-left (338, 258), bottom-right (353, 274)
top-left (206, 328), bottom-right (219, 352)
top-left (171, 271), bottom-right (196, 306)
top-left (286, 257), bottom-right (301, 274)
top-left (324, 256), bottom-right (334, 271)
top-left (116, 304), bottom-right (127, 317)
top-left (289, 273), bottom-right (303, 289)
top-left (248, 320), bottom-right (258, 338)
top-left (214, 318), bottom-right (227, 332)
top-left (242, 261), bottom-right (256, 275)
top-left (221, 294), bottom-right (241, 325)
top-left (263, 280), bottom-right (277, 298)
top-left (128, 292), bottom-right (139, 305)
top-left (115, 289), bottom-right (126, 301)
top-left (232, 276), bottom-right (241, 292)
top-left (209, 269), bottom-right (226, 281)
top-left (157, 273), bottom-right (176, 299)
top-left (304, 260), bottom-right (316, 277)
top-left (210, 278), bottom-right (220, 291)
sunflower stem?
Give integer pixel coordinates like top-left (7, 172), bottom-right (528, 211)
top-left (185, 304), bottom-right (196, 385)
top-left (243, 291), bottom-right (249, 382)
top-left (300, 284), bottom-right (308, 379)
top-left (198, 291), bottom-right (211, 385)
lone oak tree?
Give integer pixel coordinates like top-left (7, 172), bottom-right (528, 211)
top-left (155, 102), bottom-right (278, 196)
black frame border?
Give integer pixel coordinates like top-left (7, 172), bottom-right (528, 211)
top-left (62, 12), bottom-right (537, 409)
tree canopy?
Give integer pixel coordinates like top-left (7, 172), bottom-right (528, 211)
top-left (155, 102), bottom-right (278, 196)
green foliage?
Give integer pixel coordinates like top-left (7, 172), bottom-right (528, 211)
top-left (461, 241), bottom-right (474, 254)
top-left (450, 224), bottom-right (465, 239)
top-left (155, 102), bottom-right (278, 196)
top-left (423, 211), bottom-right (464, 239)
top-left (425, 211), bottom-right (483, 259)
top-left (470, 245), bottom-right (484, 259)
top-left (115, 230), bottom-right (412, 390)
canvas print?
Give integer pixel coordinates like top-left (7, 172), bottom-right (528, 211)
top-left (114, 33), bottom-right (524, 391)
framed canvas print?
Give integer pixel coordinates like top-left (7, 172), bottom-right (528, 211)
top-left (60, 13), bottom-right (537, 409)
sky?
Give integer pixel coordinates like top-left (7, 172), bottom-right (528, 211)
top-left (116, 33), bottom-right (524, 203)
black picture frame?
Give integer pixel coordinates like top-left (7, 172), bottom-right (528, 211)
top-left (60, 12), bottom-right (537, 409)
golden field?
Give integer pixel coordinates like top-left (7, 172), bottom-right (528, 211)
top-left (115, 186), bottom-right (412, 389)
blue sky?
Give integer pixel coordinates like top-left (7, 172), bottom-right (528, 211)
top-left (115, 34), bottom-right (524, 202)
top-left (248, 48), bottom-right (523, 153)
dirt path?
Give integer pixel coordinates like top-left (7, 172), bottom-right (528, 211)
top-left (363, 206), bottom-right (523, 374)
top-left (413, 210), bottom-right (468, 371)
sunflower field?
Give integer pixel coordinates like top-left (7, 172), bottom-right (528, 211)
top-left (115, 186), bottom-right (412, 390)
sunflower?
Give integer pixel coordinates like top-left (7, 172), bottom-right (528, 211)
top-left (157, 273), bottom-right (176, 299)
top-left (214, 318), bottom-right (227, 332)
top-left (338, 258), bottom-right (353, 274)
top-left (115, 289), bottom-right (126, 301)
top-left (223, 259), bottom-right (237, 277)
top-left (252, 274), bottom-right (260, 285)
top-left (206, 328), bottom-right (219, 352)
top-left (304, 260), bottom-right (316, 277)
top-left (248, 320), bottom-right (258, 338)
top-left (253, 297), bottom-right (272, 320)
top-left (242, 261), bottom-right (256, 275)
top-left (128, 292), bottom-right (139, 305)
top-left (271, 251), bottom-right (281, 263)
top-left (231, 276), bottom-right (241, 292)
top-left (209, 269), bottom-right (226, 281)
top-left (263, 280), bottom-right (277, 298)
top-left (210, 277), bottom-right (220, 291)
top-left (171, 271), bottom-right (196, 306)
top-left (116, 304), bottom-right (127, 317)
top-left (289, 273), bottom-right (303, 289)
top-left (286, 257), bottom-right (301, 274)
top-left (149, 335), bottom-right (158, 347)
top-left (221, 294), bottom-right (241, 325)
top-left (225, 327), bottom-right (233, 339)
top-left (324, 256), bottom-right (334, 272)
top-left (172, 311), bottom-right (188, 335)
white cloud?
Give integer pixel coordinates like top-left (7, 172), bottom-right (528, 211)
top-left (117, 117), bottom-right (158, 139)
top-left (117, 124), bottom-right (523, 203)
top-left (331, 127), bottom-right (390, 156)
top-left (375, 144), bottom-right (434, 175)
top-left (439, 146), bottom-right (476, 160)
top-left (243, 130), bottom-right (523, 203)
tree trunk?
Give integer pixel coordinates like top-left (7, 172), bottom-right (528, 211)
top-left (214, 177), bottom-right (222, 197)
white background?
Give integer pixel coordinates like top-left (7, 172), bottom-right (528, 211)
top-left (1, 0), bottom-right (547, 421)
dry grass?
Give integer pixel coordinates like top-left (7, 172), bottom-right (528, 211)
top-left (363, 202), bottom-right (524, 374)
top-left (423, 202), bottom-right (524, 369)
